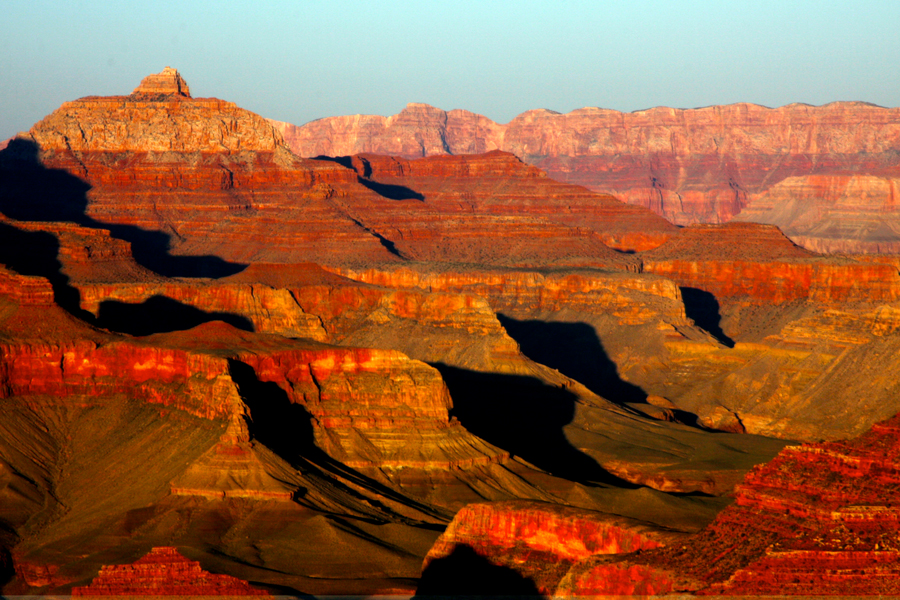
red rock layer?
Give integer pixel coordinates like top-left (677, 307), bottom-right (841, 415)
top-left (14, 81), bottom-right (675, 267)
top-left (71, 546), bottom-right (268, 596)
top-left (562, 412), bottom-right (900, 595)
top-left (422, 501), bottom-right (678, 595)
top-left (278, 101), bottom-right (900, 230)
top-left (641, 222), bottom-right (900, 303)
top-left (0, 266), bottom-right (55, 306)
top-left (330, 263), bottom-right (686, 326)
top-left (341, 151), bottom-right (676, 254)
top-left (0, 338), bottom-right (240, 420)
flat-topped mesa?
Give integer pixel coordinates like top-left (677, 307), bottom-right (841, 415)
top-left (131, 66), bottom-right (191, 97)
top-left (71, 546), bottom-right (268, 596)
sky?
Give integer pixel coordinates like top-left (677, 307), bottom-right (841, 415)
top-left (2, 0), bottom-right (900, 140)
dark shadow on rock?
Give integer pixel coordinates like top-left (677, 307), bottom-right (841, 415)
top-left (434, 364), bottom-right (636, 487)
top-left (228, 360), bottom-right (447, 522)
top-left (228, 359), bottom-right (318, 464)
top-left (415, 544), bottom-right (543, 598)
top-left (312, 155), bottom-right (354, 171)
top-left (681, 287), bottom-right (734, 347)
top-left (357, 176), bottom-right (425, 201)
top-left (496, 315), bottom-right (647, 404)
top-left (311, 156), bottom-right (425, 200)
top-left (97, 296), bottom-right (254, 336)
top-left (0, 537), bottom-right (15, 590)
top-left (0, 138), bottom-right (245, 279)
top-left (0, 220), bottom-right (90, 318)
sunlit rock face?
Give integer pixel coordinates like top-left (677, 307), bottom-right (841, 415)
top-left (336, 151), bottom-right (678, 255)
top-left (278, 101), bottom-right (900, 252)
top-left (641, 222), bottom-right (900, 304)
top-left (70, 547), bottom-right (268, 596)
top-left (7, 67), bottom-right (900, 597)
top-left (420, 500), bottom-right (680, 596)
top-left (558, 412), bottom-right (900, 596)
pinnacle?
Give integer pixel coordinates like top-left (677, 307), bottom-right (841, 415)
top-left (131, 66), bottom-right (191, 97)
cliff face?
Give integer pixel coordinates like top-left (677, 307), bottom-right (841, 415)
top-left (561, 412), bottom-right (900, 596)
top-left (642, 222), bottom-right (900, 304)
top-left (420, 501), bottom-right (679, 595)
top-left (735, 174), bottom-right (900, 254)
top-left (278, 101), bottom-right (900, 251)
top-left (9, 67), bottom-right (900, 597)
top-left (340, 151), bottom-right (677, 255)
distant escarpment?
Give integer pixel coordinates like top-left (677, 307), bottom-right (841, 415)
top-left (275, 101), bottom-right (900, 252)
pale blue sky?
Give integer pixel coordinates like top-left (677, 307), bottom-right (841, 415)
top-left (2, 0), bottom-right (899, 140)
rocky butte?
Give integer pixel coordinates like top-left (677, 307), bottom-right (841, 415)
top-left (1, 67), bottom-right (900, 595)
top-left (275, 101), bottom-right (900, 253)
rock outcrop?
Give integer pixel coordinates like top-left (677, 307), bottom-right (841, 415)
top-left (71, 547), bottom-right (268, 596)
top-left (559, 411), bottom-right (900, 595)
top-left (641, 222), bottom-right (900, 304)
top-left (131, 66), bottom-right (191, 97)
top-left (420, 501), bottom-right (680, 595)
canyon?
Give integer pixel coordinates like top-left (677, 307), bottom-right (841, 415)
top-left (274, 101), bottom-right (900, 253)
top-left (1, 67), bottom-right (899, 595)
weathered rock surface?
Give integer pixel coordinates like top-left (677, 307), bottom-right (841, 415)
top-left (420, 500), bottom-right (680, 595)
top-left (735, 173), bottom-right (900, 254)
top-left (8, 67), bottom-right (900, 597)
top-left (560, 412), bottom-right (900, 595)
top-left (132, 67), bottom-right (192, 97)
top-left (337, 151), bottom-right (677, 254)
top-left (642, 222), bottom-right (900, 304)
top-left (71, 546), bottom-right (268, 596)
top-left (278, 101), bottom-right (900, 251)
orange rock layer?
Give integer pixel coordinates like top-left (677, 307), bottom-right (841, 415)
top-left (561, 413), bottom-right (900, 595)
top-left (421, 501), bottom-right (677, 595)
top-left (642, 222), bottom-right (900, 303)
top-left (71, 547), bottom-right (268, 596)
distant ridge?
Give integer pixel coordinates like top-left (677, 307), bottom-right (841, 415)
top-left (271, 101), bottom-right (900, 253)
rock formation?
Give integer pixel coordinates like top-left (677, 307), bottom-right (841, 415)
top-left (276, 101), bottom-right (900, 252)
top-left (555, 412), bottom-right (900, 595)
top-left (4, 67), bottom-right (900, 596)
top-left (71, 547), bottom-right (268, 595)
top-left (131, 67), bottom-right (191, 97)
top-left (420, 501), bottom-right (681, 595)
